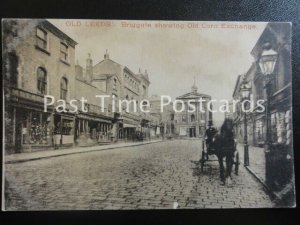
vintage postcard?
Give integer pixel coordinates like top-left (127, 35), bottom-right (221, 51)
top-left (2, 19), bottom-right (295, 210)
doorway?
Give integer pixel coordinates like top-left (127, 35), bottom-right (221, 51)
top-left (189, 127), bottom-right (196, 137)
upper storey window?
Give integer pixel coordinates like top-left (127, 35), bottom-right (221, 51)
top-left (60, 43), bottom-right (68, 62)
top-left (60, 77), bottom-right (68, 100)
top-left (36, 28), bottom-right (47, 50)
top-left (37, 67), bottom-right (47, 95)
top-left (113, 78), bottom-right (117, 90)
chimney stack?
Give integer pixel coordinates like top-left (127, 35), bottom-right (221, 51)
top-left (86, 53), bottom-right (93, 83)
top-left (104, 49), bottom-right (110, 59)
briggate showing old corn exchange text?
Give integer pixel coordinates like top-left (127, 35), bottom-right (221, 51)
top-left (2, 19), bottom-right (295, 210)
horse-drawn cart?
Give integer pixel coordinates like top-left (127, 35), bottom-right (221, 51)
top-left (200, 139), bottom-right (240, 175)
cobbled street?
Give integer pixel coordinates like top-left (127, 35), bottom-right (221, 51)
top-left (5, 140), bottom-right (274, 210)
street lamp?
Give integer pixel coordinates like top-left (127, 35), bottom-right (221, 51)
top-left (258, 43), bottom-right (278, 150)
top-left (258, 42), bottom-right (278, 188)
top-left (240, 75), bottom-right (251, 166)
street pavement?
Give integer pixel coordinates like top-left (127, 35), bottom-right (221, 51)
top-left (4, 139), bottom-right (274, 210)
top-left (236, 143), bottom-right (266, 184)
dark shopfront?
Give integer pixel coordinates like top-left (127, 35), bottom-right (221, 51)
top-left (53, 113), bottom-right (75, 148)
top-left (5, 105), bottom-right (53, 153)
top-left (4, 86), bottom-right (56, 154)
top-left (75, 114), bottom-right (113, 145)
top-left (118, 118), bottom-right (142, 142)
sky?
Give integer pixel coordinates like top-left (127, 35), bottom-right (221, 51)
top-left (49, 19), bottom-right (267, 126)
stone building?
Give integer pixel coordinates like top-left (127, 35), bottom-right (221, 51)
top-left (4, 19), bottom-right (162, 154)
top-left (174, 84), bottom-right (212, 138)
top-left (232, 23), bottom-right (293, 199)
top-left (3, 19), bottom-right (78, 153)
top-left (74, 78), bottom-right (114, 146)
top-left (75, 50), bottom-right (158, 141)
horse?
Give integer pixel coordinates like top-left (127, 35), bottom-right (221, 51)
top-left (202, 118), bottom-right (238, 185)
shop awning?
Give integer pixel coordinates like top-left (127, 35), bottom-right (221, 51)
top-left (77, 114), bottom-right (112, 123)
top-left (123, 123), bottom-right (136, 128)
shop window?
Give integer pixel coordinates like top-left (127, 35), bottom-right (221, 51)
top-left (271, 113), bottom-right (277, 142)
top-left (36, 28), bottom-right (47, 50)
top-left (53, 116), bottom-right (74, 135)
top-left (54, 115), bottom-right (61, 134)
top-left (21, 112), bottom-right (29, 144)
top-left (37, 67), bottom-right (47, 94)
top-left (60, 77), bottom-right (68, 100)
top-left (255, 120), bottom-right (264, 142)
top-left (62, 119), bottom-right (74, 135)
top-left (30, 111), bottom-right (49, 144)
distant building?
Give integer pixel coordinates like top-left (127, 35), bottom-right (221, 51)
top-left (74, 78), bottom-right (114, 146)
top-left (174, 83), bottom-right (212, 138)
top-left (149, 95), bottom-right (175, 136)
top-left (76, 50), bottom-right (159, 141)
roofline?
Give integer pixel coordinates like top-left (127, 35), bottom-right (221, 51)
top-left (176, 92), bottom-right (211, 100)
top-left (42, 20), bottom-right (78, 47)
top-left (232, 75), bottom-right (242, 98)
top-left (136, 73), bottom-right (150, 84)
top-left (75, 78), bottom-right (98, 89)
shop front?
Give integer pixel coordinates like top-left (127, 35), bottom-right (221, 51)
top-left (4, 87), bottom-right (56, 153)
top-left (16, 107), bottom-right (52, 152)
top-left (123, 123), bottom-right (136, 141)
top-left (117, 116), bottom-right (140, 142)
top-left (75, 114), bottom-right (113, 146)
top-left (53, 113), bottom-right (75, 148)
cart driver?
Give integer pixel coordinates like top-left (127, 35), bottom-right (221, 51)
top-left (205, 121), bottom-right (217, 154)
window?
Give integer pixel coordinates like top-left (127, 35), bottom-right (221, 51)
top-left (60, 43), bottom-right (68, 61)
top-left (113, 78), bottom-right (117, 90)
top-left (60, 77), bottom-right (68, 100)
top-left (37, 67), bottom-right (47, 94)
top-left (6, 51), bottom-right (18, 87)
top-left (200, 112), bottom-right (206, 120)
top-left (191, 114), bottom-right (195, 122)
top-left (36, 28), bottom-right (47, 50)
top-left (182, 115), bottom-right (187, 122)
top-left (255, 77), bottom-right (264, 100)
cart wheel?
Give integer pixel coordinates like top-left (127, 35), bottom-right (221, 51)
top-left (235, 152), bottom-right (239, 175)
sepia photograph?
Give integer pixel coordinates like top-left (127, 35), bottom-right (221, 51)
top-left (2, 19), bottom-right (295, 210)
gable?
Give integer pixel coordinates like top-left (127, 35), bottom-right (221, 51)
top-left (93, 59), bottom-right (123, 81)
top-left (176, 92), bottom-right (211, 100)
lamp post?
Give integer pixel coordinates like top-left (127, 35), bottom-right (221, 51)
top-left (258, 42), bottom-right (278, 188)
top-left (240, 75), bottom-right (251, 166)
